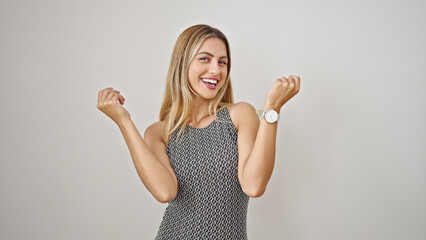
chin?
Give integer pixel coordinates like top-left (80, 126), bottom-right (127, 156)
top-left (198, 91), bottom-right (219, 101)
top-left (203, 95), bottom-right (217, 101)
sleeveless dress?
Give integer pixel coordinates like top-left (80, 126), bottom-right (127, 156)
top-left (155, 107), bottom-right (250, 240)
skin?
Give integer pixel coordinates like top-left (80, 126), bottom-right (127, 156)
top-left (96, 37), bottom-right (301, 203)
top-left (187, 37), bottom-right (228, 126)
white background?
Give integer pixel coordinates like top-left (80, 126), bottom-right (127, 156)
top-left (1, 0), bottom-right (425, 239)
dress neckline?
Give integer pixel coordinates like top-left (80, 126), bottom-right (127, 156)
top-left (187, 107), bottom-right (227, 130)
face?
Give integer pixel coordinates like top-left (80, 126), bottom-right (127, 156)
top-left (187, 37), bottom-right (228, 101)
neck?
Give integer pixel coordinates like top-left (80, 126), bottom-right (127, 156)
top-left (191, 97), bottom-right (214, 123)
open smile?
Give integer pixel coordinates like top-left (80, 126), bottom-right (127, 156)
top-left (201, 78), bottom-right (219, 90)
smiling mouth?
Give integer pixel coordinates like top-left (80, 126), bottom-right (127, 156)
top-left (201, 78), bottom-right (218, 85)
top-left (201, 78), bottom-right (218, 89)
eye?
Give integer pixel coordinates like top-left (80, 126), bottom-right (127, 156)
top-left (219, 61), bottom-right (227, 65)
top-left (199, 57), bottom-right (209, 62)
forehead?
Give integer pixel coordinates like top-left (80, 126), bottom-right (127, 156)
top-left (197, 37), bottom-right (227, 56)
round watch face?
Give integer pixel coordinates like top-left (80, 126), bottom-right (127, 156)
top-left (265, 110), bottom-right (278, 123)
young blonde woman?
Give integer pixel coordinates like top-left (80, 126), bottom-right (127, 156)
top-left (97, 24), bottom-right (300, 239)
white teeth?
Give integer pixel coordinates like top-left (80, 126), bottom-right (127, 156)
top-left (201, 78), bottom-right (218, 85)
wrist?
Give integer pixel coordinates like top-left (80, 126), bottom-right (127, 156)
top-left (116, 117), bottom-right (133, 129)
top-left (263, 104), bottom-right (281, 114)
top-left (260, 109), bottom-right (280, 123)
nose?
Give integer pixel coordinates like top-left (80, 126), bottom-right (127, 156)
top-left (208, 61), bottom-right (220, 74)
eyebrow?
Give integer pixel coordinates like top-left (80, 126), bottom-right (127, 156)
top-left (197, 51), bottom-right (228, 59)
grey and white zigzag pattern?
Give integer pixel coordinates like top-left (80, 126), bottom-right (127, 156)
top-left (155, 107), bottom-right (250, 240)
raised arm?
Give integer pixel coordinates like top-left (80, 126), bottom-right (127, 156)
top-left (119, 120), bottom-right (178, 203)
top-left (232, 75), bottom-right (300, 197)
top-left (96, 87), bottom-right (177, 203)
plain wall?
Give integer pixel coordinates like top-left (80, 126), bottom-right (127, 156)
top-left (1, 0), bottom-right (425, 239)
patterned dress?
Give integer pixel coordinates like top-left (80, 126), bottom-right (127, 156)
top-left (155, 107), bottom-right (250, 239)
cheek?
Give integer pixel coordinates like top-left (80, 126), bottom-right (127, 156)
top-left (188, 64), bottom-right (202, 79)
top-left (222, 69), bottom-right (228, 79)
top-left (220, 70), bottom-right (228, 88)
top-left (187, 66), bottom-right (198, 83)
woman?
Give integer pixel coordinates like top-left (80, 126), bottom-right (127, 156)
top-left (97, 24), bottom-right (300, 239)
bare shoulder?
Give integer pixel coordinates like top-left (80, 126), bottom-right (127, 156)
top-left (227, 101), bottom-right (256, 113)
top-left (227, 102), bottom-right (259, 131)
top-left (144, 121), bottom-right (166, 145)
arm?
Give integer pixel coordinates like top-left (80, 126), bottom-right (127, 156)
top-left (118, 120), bottom-right (178, 203)
top-left (233, 102), bottom-right (276, 198)
top-left (234, 75), bottom-right (300, 197)
top-left (96, 87), bottom-right (177, 203)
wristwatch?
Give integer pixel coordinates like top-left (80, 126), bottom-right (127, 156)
top-left (260, 109), bottom-right (280, 123)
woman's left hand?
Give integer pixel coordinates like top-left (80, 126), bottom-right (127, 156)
top-left (264, 75), bottom-right (301, 112)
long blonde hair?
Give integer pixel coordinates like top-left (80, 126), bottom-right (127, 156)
top-left (159, 24), bottom-right (234, 141)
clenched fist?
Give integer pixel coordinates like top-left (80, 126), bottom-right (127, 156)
top-left (264, 75), bottom-right (300, 112)
top-left (96, 87), bottom-right (130, 125)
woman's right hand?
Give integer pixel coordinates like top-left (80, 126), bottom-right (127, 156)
top-left (96, 87), bottom-right (130, 125)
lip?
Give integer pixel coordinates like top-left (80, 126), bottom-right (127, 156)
top-left (200, 77), bottom-right (219, 90)
top-left (200, 77), bottom-right (220, 84)
top-left (201, 77), bottom-right (219, 81)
